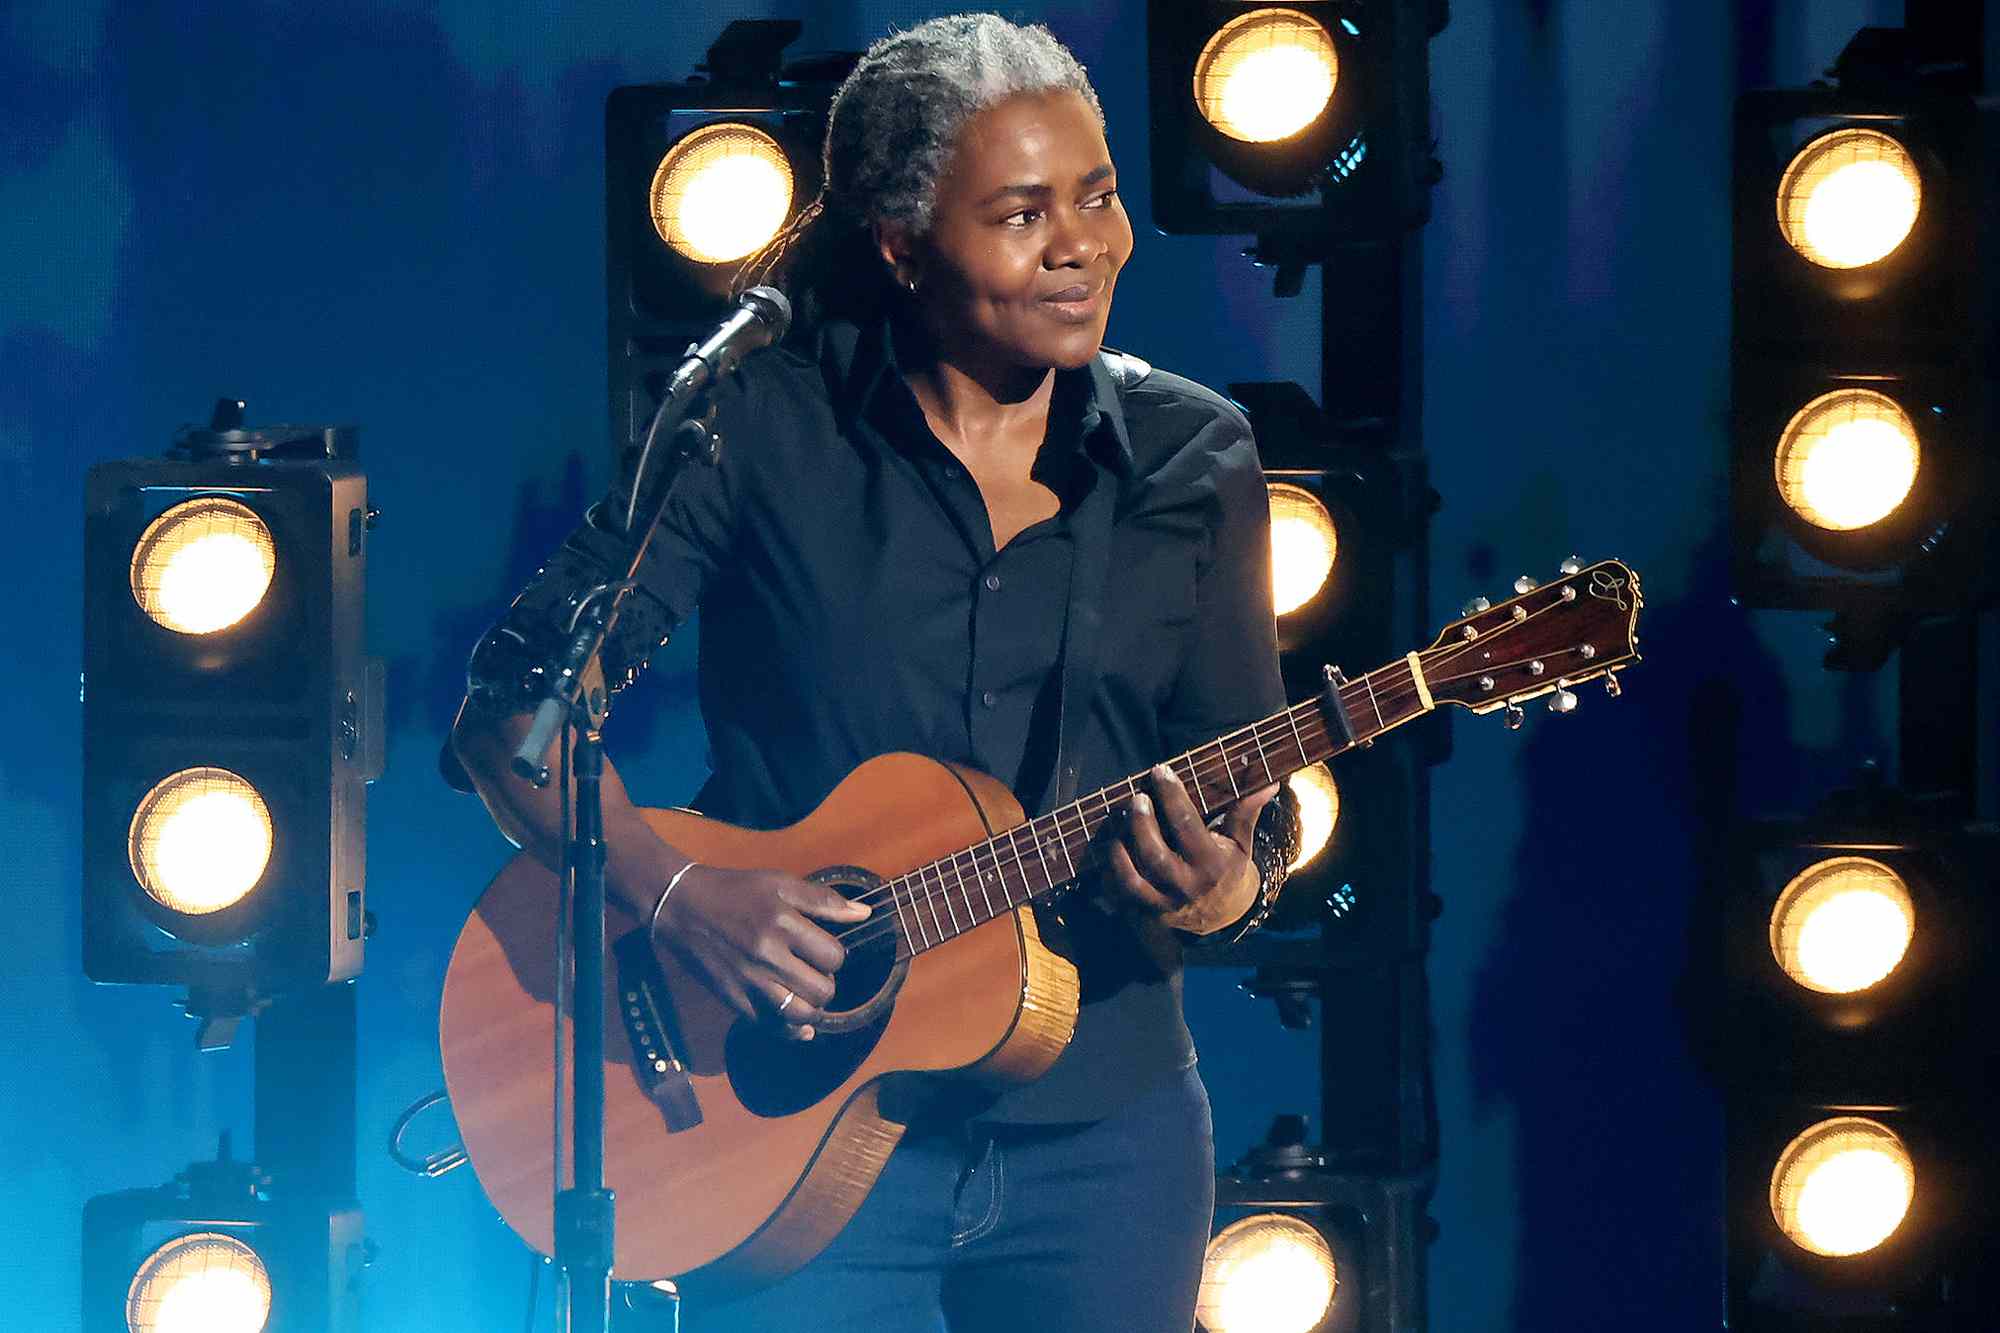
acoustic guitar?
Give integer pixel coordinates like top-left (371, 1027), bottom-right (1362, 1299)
top-left (439, 557), bottom-right (1643, 1296)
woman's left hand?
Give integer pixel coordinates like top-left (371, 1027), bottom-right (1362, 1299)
top-left (1100, 764), bottom-right (1278, 936)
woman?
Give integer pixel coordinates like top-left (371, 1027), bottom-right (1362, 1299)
top-left (453, 15), bottom-right (1296, 1330)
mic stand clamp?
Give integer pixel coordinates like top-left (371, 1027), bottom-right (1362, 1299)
top-left (509, 393), bottom-right (719, 1333)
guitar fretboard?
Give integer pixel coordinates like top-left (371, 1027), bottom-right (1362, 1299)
top-left (882, 654), bottom-right (1435, 958)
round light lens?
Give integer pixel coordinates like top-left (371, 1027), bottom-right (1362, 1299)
top-left (1773, 389), bottom-right (1919, 532)
top-left (1198, 1212), bottom-right (1338, 1333)
top-left (126, 1231), bottom-right (273, 1333)
top-left (1286, 763), bottom-right (1340, 873)
top-left (1268, 483), bottom-right (1338, 616)
top-left (649, 123), bottom-right (795, 265)
top-left (128, 768), bottom-right (275, 915)
top-left (1769, 856), bottom-right (1915, 995)
top-left (1776, 128), bottom-right (1922, 269)
top-left (130, 498), bottom-right (277, 635)
top-left (1193, 9), bottom-right (1339, 145)
top-left (1770, 1117), bottom-right (1915, 1258)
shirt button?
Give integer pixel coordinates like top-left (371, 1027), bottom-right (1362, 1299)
top-left (983, 573), bottom-right (1002, 592)
top-left (981, 690), bottom-right (998, 708)
top-left (943, 464), bottom-right (962, 479)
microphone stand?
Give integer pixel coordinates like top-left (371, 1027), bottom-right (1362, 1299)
top-left (510, 398), bottom-right (721, 1333)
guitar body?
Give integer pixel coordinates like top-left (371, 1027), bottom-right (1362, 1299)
top-left (438, 752), bottom-right (1080, 1295)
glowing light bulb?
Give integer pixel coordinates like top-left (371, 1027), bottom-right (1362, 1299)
top-left (1773, 390), bottom-right (1919, 532)
top-left (1769, 856), bottom-right (1914, 994)
top-left (1197, 1213), bottom-right (1339, 1333)
top-left (651, 124), bottom-right (795, 265)
top-left (1770, 1118), bottom-right (1915, 1258)
top-left (1287, 764), bottom-right (1340, 872)
top-left (1194, 10), bottom-right (1339, 144)
top-left (128, 768), bottom-right (275, 915)
top-left (1268, 483), bottom-right (1338, 616)
top-left (126, 1233), bottom-right (272, 1333)
top-left (1777, 129), bottom-right (1922, 269)
top-left (130, 498), bottom-right (276, 635)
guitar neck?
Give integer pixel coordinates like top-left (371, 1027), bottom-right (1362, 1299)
top-left (885, 653), bottom-right (1437, 957)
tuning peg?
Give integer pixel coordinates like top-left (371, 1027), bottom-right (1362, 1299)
top-left (1461, 595), bottom-right (1491, 616)
top-left (1514, 575), bottom-right (1540, 594)
top-left (1547, 688), bottom-right (1578, 714)
top-left (1604, 674), bottom-right (1622, 698)
top-left (1502, 703), bottom-right (1525, 730)
top-left (1558, 555), bottom-right (1583, 575)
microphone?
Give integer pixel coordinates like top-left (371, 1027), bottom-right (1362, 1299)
top-left (661, 286), bottom-right (792, 417)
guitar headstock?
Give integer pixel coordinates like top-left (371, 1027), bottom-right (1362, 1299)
top-left (1419, 557), bottom-right (1642, 723)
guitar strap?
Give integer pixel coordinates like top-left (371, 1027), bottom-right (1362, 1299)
top-left (1041, 349), bottom-right (1149, 815)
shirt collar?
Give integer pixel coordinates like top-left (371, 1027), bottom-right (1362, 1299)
top-left (821, 312), bottom-right (1135, 478)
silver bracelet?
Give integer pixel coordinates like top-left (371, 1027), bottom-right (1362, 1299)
top-left (648, 860), bottom-right (701, 939)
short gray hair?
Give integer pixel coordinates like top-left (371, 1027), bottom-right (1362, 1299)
top-left (824, 13), bottom-right (1104, 235)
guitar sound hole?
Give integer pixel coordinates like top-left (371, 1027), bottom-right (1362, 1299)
top-left (724, 866), bottom-right (904, 1119)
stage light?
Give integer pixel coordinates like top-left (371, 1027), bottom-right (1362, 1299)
top-left (1769, 1117), bottom-right (1915, 1258)
top-left (1729, 35), bottom-right (1999, 631)
top-left (130, 497), bottom-right (276, 635)
top-left (1768, 856), bottom-right (1915, 995)
top-left (125, 1231), bottom-right (273, 1333)
top-left (1197, 1213), bottom-right (1338, 1333)
top-left (84, 418), bottom-right (380, 1027)
top-left (1777, 129), bottom-right (1922, 270)
top-left (1149, 0), bottom-right (1444, 246)
top-left (1772, 389), bottom-right (1920, 532)
top-left (1287, 763), bottom-right (1339, 872)
top-left (649, 122), bottom-right (795, 266)
top-left (83, 1144), bottom-right (364, 1333)
top-left (128, 768), bottom-right (275, 916)
top-left (1193, 9), bottom-right (1340, 145)
top-left (606, 21), bottom-right (846, 461)
top-left (1268, 481), bottom-right (1338, 616)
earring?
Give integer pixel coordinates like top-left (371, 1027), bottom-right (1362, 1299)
top-left (905, 277), bottom-right (918, 294)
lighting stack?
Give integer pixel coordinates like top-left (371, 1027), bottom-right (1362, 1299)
top-left (81, 408), bottom-right (379, 1329)
top-left (1717, 803), bottom-right (1998, 1328)
top-left (1730, 26), bottom-right (1999, 656)
top-left (1714, 18), bottom-right (2000, 1326)
top-left (83, 416), bottom-right (380, 1027)
top-left (605, 21), bottom-right (851, 463)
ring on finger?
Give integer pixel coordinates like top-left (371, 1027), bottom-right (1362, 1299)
top-left (777, 988), bottom-right (798, 1016)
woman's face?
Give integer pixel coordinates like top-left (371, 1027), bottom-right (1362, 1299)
top-left (888, 89), bottom-right (1133, 374)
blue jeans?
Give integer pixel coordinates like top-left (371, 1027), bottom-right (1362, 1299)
top-left (677, 1063), bottom-right (1215, 1333)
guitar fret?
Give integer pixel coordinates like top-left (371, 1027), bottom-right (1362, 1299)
top-left (969, 841), bottom-right (996, 921)
top-left (890, 878), bottom-right (920, 953)
top-left (1007, 831), bottom-right (1033, 907)
top-left (1213, 738), bottom-right (1239, 801)
top-left (921, 863), bottom-right (949, 943)
top-left (1028, 816), bottom-right (1056, 894)
top-left (1254, 724), bottom-right (1276, 785)
top-left (1360, 670), bottom-right (1386, 731)
top-left (1284, 704), bottom-right (1311, 769)
top-left (1053, 806), bottom-right (1080, 878)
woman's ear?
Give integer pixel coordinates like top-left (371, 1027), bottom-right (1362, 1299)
top-left (873, 220), bottom-right (918, 291)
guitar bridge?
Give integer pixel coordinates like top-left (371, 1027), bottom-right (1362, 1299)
top-left (612, 931), bottom-right (703, 1133)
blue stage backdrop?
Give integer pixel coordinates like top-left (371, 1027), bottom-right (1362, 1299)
top-left (0, 1), bottom-right (1902, 1329)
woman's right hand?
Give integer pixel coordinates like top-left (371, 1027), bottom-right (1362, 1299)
top-left (652, 865), bottom-right (871, 1041)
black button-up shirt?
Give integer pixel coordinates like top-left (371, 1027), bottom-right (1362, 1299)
top-left (546, 312), bottom-right (1283, 1121)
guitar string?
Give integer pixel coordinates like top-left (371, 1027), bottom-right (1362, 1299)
top-left (812, 589), bottom-right (1621, 958)
top-left (820, 617), bottom-right (1601, 957)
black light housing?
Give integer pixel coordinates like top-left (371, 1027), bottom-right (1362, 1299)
top-left (82, 420), bottom-right (380, 1025)
top-left (1729, 34), bottom-right (2000, 625)
top-left (1200, 1116), bottom-right (1432, 1333)
top-left (605, 22), bottom-right (852, 461)
top-left (1699, 789), bottom-right (2000, 1330)
top-left (83, 1142), bottom-right (364, 1333)
top-left (1148, 1), bottom-right (1445, 248)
